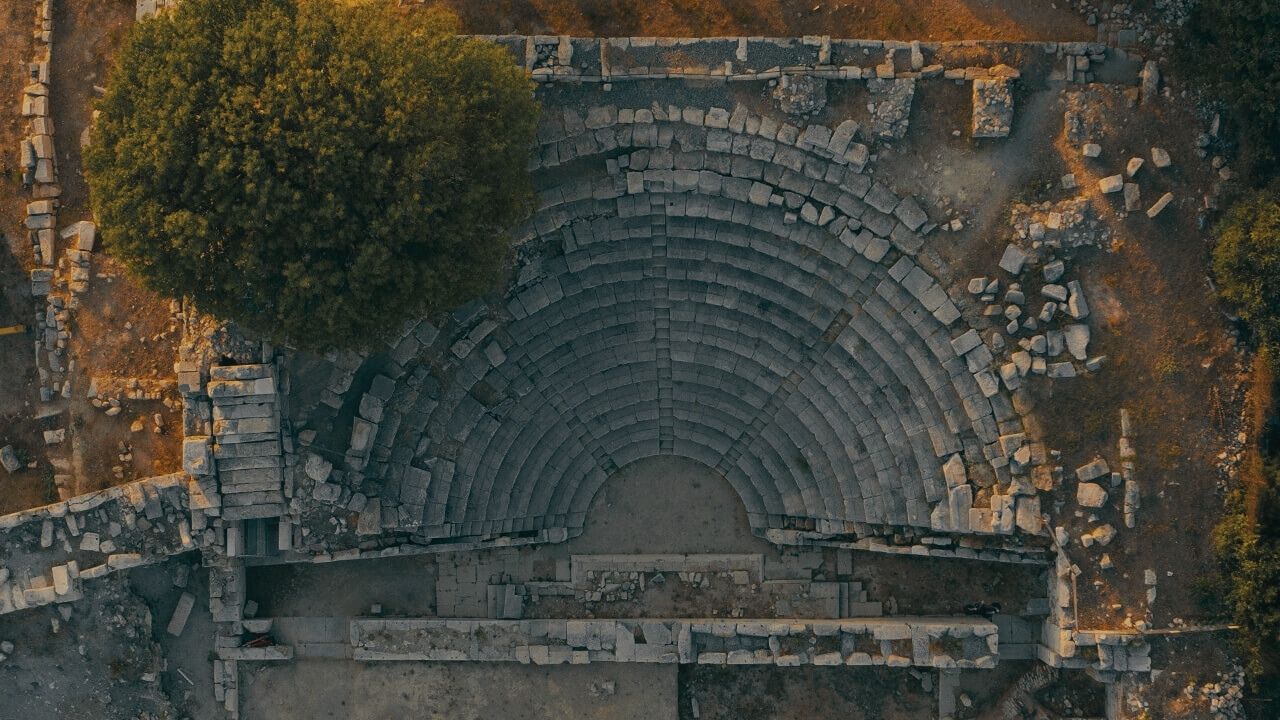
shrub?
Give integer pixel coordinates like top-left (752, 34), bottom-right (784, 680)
top-left (1216, 479), bottom-right (1280, 677)
top-left (85, 0), bottom-right (538, 351)
top-left (1212, 191), bottom-right (1280, 355)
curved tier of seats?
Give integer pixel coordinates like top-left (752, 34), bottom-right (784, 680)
top-left (344, 104), bottom-right (1024, 547)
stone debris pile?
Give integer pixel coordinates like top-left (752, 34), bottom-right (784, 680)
top-left (0, 473), bottom-right (196, 615)
top-left (970, 65), bottom-right (1020, 139)
top-left (970, 251), bottom-right (1100, 383)
top-left (866, 78), bottom-right (916, 140)
top-left (770, 74), bottom-right (827, 116)
top-left (1009, 197), bottom-right (1112, 250)
top-left (1187, 668), bottom-right (1246, 720)
top-left (1059, 43), bottom-right (1111, 84)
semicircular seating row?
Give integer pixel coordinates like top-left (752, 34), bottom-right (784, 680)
top-left (349, 104), bottom-right (1026, 546)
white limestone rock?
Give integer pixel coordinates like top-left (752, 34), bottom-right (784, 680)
top-left (1098, 174), bottom-right (1124, 194)
top-left (1064, 324), bottom-right (1090, 361)
top-left (998, 244), bottom-right (1027, 275)
top-left (1077, 482), bottom-right (1108, 508)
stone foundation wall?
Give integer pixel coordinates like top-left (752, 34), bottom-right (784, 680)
top-left (0, 472), bottom-right (198, 614)
top-left (350, 616), bottom-right (998, 668)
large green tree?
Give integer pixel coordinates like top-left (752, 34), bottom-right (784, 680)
top-left (1177, 0), bottom-right (1280, 175)
top-left (86, 0), bottom-right (538, 351)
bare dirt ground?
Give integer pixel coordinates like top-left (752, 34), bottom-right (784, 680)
top-left (0, 0), bottom-right (179, 514)
top-left (0, 0), bottom-right (49, 513)
top-left (879, 65), bottom-right (1231, 633)
top-left (429, 0), bottom-right (1094, 41)
top-left (680, 664), bottom-right (934, 720)
top-left (129, 559), bottom-right (226, 720)
top-left (51, 0), bottom-right (183, 494)
top-left (1030, 86), bottom-right (1231, 631)
top-left (0, 0), bottom-right (211, 507)
top-left (249, 554), bottom-right (439, 617)
top-left (0, 573), bottom-right (177, 719)
top-left (242, 660), bottom-right (677, 719)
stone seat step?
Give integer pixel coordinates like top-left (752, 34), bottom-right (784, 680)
top-left (221, 503), bottom-right (285, 521)
top-left (208, 377), bottom-right (275, 399)
top-left (219, 480), bottom-right (284, 494)
top-left (212, 439), bottom-right (282, 458)
top-left (216, 431), bottom-right (280, 445)
top-left (221, 490), bottom-right (285, 507)
top-left (220, 467), bottom-right (283, 485)
top-left (209, 364), bottom-right (273, 381)
top-left (213, 402), bottom-right (277, 421)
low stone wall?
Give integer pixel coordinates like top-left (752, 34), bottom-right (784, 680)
top-left (349, 616), bottom-right (998, 669)
top-left (0, 472), bottom-right (199, 614)
top-left (479, 35), bottom-right (1113, 86)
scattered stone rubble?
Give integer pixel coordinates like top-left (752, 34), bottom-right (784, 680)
top-left (1185, 667), bottom-right (1246, 720)
top-left (969, 246), bottom-right (1100, 385)
top-left (0, 473), bottom-right (196, 615)
top-left (1066, 0), bottom-right (1195, 54)
top-left (971, 66), bottom-right (1019, 139)
top-left (1120, 409), bottom-right (1140, 529)
top-left (1009, 197), bottom-right (1112, 250)
top-left (769, 74), bottom-right (826, 116)
top-left (865, 77), bottom-right (916, 140)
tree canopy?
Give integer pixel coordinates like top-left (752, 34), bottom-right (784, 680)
top-left (85, 0), bottom-right (538, 351)
top-left (1177, 0), bottom-right (1280, 176)
top-left (1212, 190), bottom-right (1280, 356)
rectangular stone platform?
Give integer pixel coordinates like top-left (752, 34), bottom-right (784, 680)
top-left (348, 616), bottom-right (997, 669)
top-left (569, 553), bottom-right (764, 585)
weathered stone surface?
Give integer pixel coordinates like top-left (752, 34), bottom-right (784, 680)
top-left (1146, 192), bottom-right (1173, 219)
top-left (1140, 61), bottom-right (1160, 104)
top-left (971, 78), bottom-right (1014, 138)
top-left (305, 452), bottom-right (334, 483)
top-left (1123, 182), bottom-right (1141, 212)
top-left (1098, 175), bottom-right (1124, 194)
top-left (1075, 457), bottom-right (1110, 482)
top-left (1064, 324), bottom-right (1090, 360)
top-left (998, 244), bottom-right (1027, 275)
top-left (942, 454), bottom-right (967, 488)
top-left (182, 437), bottom-right (213, 476)
top-left (1077, 482), bottom-right (1108, 508)
top-left (0, 445), bottom-right (19, 474)
top-left (771, 75), bottom-right (827, 116)
top-left (1066, 280), bottom-right (1089, 319)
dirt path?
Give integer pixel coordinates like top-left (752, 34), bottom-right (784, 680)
top-left (242, 661), bottom-right (678, 720)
